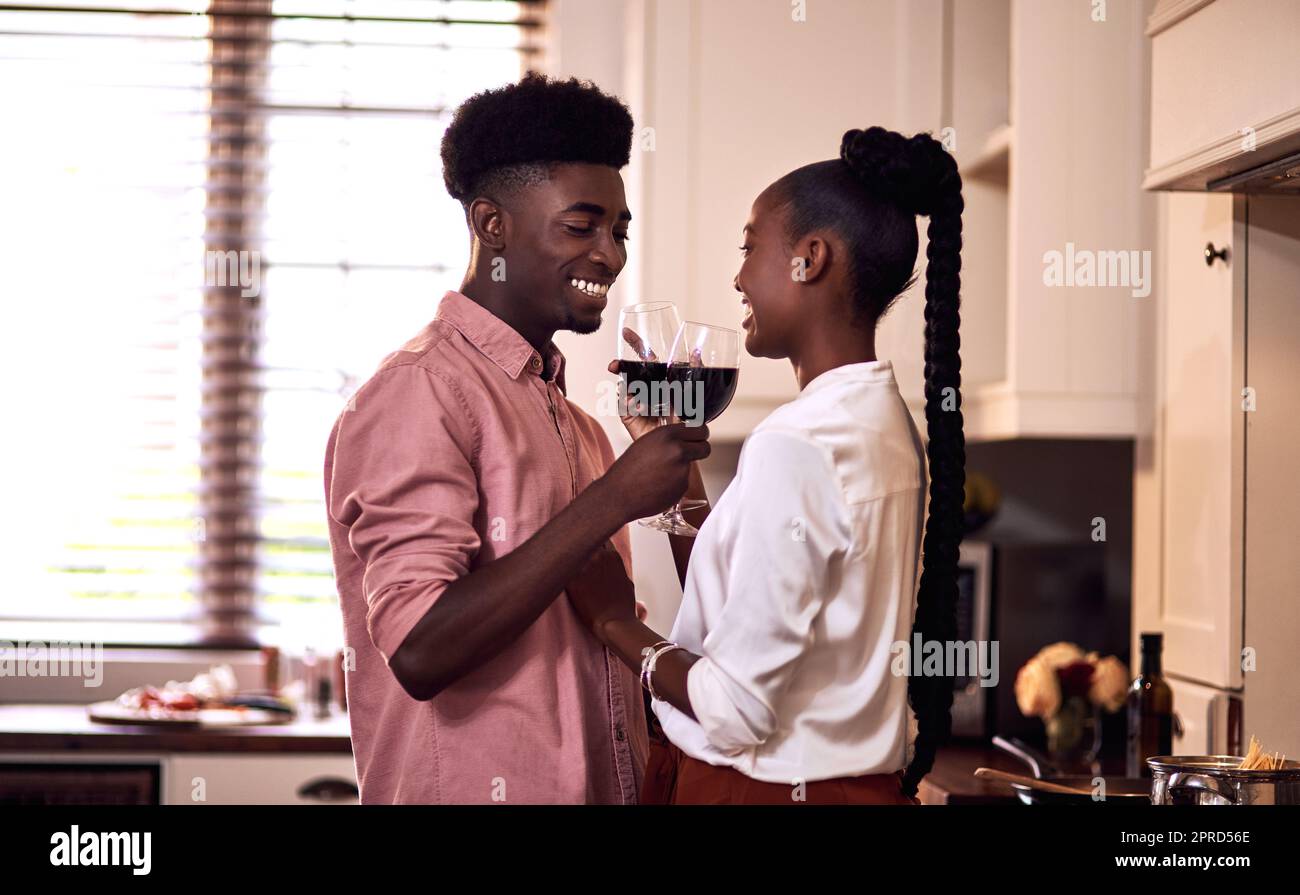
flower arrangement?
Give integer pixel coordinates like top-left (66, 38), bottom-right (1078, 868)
top-left (1014, 642), bottom-right (1129, 771)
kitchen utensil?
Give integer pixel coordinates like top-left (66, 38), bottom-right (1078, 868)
top-left (974, 768), bottom-right (1096, 795)
top-left (990, 734), bottom-right (1151, 804)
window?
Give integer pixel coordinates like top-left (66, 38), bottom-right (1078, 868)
top-left (0, 0), bottom-right (543, 646)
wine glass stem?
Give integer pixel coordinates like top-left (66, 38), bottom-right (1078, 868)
top-left (657, 414), bottom-right (686, 518)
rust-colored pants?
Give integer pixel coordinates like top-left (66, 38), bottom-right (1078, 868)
top-left (640, 737), bottom-right (921, 805)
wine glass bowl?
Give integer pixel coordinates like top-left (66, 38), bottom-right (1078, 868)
top-left (616, 302), bottom-right (680, 419)
top-left (614, 306), bottom-right (739, 537)
top-left (667, 322), bottom-right (741, 428)
top-left (640, 321), bottom-right (741, 536)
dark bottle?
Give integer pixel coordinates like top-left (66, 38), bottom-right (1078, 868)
top-left (1127, 632), bottom-right (1174, 778)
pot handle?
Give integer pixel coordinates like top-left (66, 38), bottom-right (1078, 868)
top-left (1167, 771), bottom-right (1237, 805)
top-left (992, 735), bottom-right (1053, 778)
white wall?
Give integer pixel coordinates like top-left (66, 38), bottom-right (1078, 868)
top-left (543, 0), bottom-right (683, 630)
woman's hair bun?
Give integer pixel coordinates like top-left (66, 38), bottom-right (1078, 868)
top-left (839, 126), bottom-right (956, 217)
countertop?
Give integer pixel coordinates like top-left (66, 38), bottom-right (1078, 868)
top-left (0, 703), bottom-right (353, 754)
top-left (921, 743), bottom-right (1133, 804)
top-left (0, 704), bottom-right (1089, 800)
top-left (920, 743), bottom-right (1048, 805)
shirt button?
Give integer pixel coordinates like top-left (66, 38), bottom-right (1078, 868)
top-left (530, 354), bottom-right (542, 371)
top-left (615, 725), bottom-right (626, 742)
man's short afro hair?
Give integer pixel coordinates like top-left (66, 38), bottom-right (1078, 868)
top-left (440, 71), bottom-right (634, 205)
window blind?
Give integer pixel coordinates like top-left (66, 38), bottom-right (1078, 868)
top-left (0, 0), bottom-right (542, 646)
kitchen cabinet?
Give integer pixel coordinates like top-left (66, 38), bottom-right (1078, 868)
top-left (1167, 676), bottom-right (1238, 757)
top-left (1238, 195), bottom-right (1300, 758)
top-left (621, 0), bottom-right (1150, 442)
top-left (879, 0), bottom-right (1150, 440)
top-left (1135, 0), bottom-right (1300, 760)
top-left (0, 754), bottom-right (358, 805)
top-left (166, 754), bottom-right (358, 805)
top-left (1153, 192), bottom-right (1243, 692)
top-left (1132, 191), bottom-right (1300, 756)
top-left (0, 703), bottom-right (358, 805)
top-left (1145, 0), bottom-right (1300, 191)
top-left (621, 0), bottom-right (933, 439)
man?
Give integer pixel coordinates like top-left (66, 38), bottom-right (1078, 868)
top-left (324, 73), bottom-right (709, 804)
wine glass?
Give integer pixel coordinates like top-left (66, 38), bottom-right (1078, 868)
top-left (640, 321), bottom-right (740, 537)
top-left (614, 303), bottom-right (708, 528)
top-left (616, 301), bottom-right (679, 414)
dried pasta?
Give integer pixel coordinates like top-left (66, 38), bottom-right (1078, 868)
top-left (1237, 735), bottom-right (1286, 770)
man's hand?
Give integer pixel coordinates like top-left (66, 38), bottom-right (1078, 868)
top-left (596, 421), bottom-right (710, 522)
top-left (566, 542), bottom-right (638, 641)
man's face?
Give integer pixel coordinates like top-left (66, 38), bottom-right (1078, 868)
top-left (505, 163), bottom-right (630, 335)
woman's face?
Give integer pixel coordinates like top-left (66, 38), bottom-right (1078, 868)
top-left (735, 187), bottom-right (803, 359)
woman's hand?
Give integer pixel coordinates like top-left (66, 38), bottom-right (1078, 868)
top-left (566, 542), bottom-right (640, 640)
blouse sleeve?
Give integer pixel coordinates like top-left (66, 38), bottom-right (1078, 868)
top-left (684, 429), bottom-right (852, 753)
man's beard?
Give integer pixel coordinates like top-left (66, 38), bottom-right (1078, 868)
top-left (560, 306), bottom-right (603, 335)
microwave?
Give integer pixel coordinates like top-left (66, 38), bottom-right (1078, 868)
top-left (948, 539), bottom-right (1113, 742)
top-left (951, 541), bottom-right (993, 737)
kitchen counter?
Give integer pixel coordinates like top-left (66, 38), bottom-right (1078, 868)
top-left (921, 743), bottom-right (1136, 804)
top-left (0, 706), bottom-right (1107, 802)
top-left (0, 703), bottom-right (353, 754)
top-left (919, 743), bottom-right (1047, 805)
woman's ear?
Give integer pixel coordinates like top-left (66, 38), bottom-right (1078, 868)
top-left (468, 197), bottom-right (508, 252)
top-left (792, 235), bottom-right (832, 284)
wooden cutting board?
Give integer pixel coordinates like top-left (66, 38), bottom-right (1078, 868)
top-left (86, 701), bottom-right (293, 728)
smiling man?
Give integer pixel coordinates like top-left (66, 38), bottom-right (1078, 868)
top-left (323, 74), bottom-right (711, 803)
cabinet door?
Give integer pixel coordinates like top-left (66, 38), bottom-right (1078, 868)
top-left (1147, 0), bottom-right (1300, 188)
top-left (1167, 676), bottom-right (1237, 756)
top-left (1158, 192), bottom-right (1243, 689)
top-left (1242, 194), bottom-right (1300, 758)
top-left (166, 754), bottom-right (358, 805)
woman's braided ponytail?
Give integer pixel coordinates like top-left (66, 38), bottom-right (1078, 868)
top-left (842, 127), bottom-right (966, 798)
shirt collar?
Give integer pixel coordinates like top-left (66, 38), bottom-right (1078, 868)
top-left (800, 359), bottom-right (896, 397)
top-left (436, 290), bottom-right (568, 393)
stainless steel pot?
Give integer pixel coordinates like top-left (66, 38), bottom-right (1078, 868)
top-left (1148, 755), bottom-right (1300, 805)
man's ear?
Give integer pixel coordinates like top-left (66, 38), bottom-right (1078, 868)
top-left (467, 197), bottom-right (508, 252)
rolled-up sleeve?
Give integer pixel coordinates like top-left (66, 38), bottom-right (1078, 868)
top-left (327, 364), bottom-right (480, 664)
top-left (685, 430), bottom-right (850, 753)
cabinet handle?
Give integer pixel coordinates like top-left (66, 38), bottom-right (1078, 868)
top-left (296, 777), bottom-right (359, 802)
top-left (1205, 242), bottom-right (1230, 267)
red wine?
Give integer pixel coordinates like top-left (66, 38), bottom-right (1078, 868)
top-left (669, 364), bottom-right (739, 424)
top-left (619, 361), bottom-right (670, 415)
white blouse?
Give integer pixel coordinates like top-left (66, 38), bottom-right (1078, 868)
top-left (653, 360), bottom-right (927, 784)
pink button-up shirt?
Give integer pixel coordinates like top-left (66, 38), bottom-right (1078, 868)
top-left (324, 290), bottom-right (647, 804)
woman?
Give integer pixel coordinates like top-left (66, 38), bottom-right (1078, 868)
top-left (566, 126), bottom-right (965, 804)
